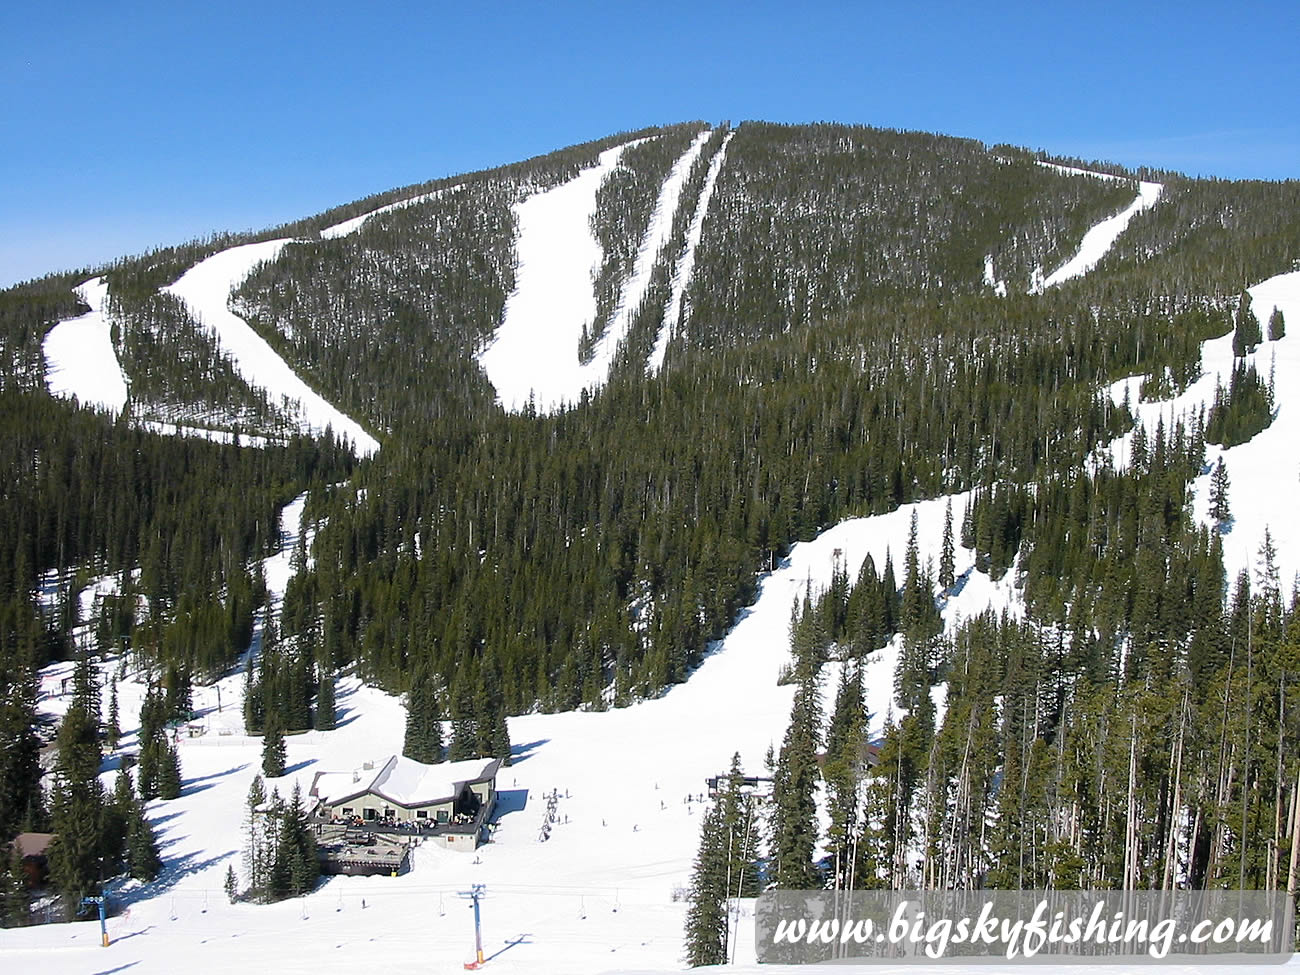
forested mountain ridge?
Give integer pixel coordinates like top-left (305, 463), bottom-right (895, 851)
top-left (3, 120), bottom-right (1300, 904)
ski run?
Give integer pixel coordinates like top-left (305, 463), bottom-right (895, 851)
top-left (479, 127), bottom-right (727, 411)
top-left (1031, 163), bottom-right (1164, 292)
top-left (650, 130), bottom-right (735, 373)
top-left (41, 277), bottom-right (129, 416)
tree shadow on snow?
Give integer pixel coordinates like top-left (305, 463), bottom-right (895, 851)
top-left (508, 739), bottom-right (548, 764)
top-left (183, 764), bottom-right (249, 786)
top-left (108, 849), bottom-right (238, 911)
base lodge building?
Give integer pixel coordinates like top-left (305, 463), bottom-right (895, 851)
top-left (309, 755), bottom-right (500, 853)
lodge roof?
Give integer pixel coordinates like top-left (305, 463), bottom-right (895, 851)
top-left (309, 755), bottom-right (499, 810)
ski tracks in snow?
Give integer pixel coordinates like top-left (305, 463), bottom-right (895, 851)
top-left (650, 129), bottom-right (735, 373)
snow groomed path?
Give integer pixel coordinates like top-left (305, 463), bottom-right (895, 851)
top-left (479, 129), bottom-right (721, 413)
top-left (42, 277), bottom-right (129, 415)
top-left (650, 129), bottom-right (735, 373)
top-left (164, 240), bottom-right (380, 457)
top-left (1033, 162), bottom-right (1163, 291)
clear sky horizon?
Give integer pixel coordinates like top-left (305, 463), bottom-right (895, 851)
top-left (2, 0), bottom-right (1297, 288)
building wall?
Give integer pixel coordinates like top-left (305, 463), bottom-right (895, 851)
top-left (328, 794), bottom-right (454, 823)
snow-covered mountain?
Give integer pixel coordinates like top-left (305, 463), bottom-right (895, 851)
top-left (6, 120), bottom-right (1300, 973)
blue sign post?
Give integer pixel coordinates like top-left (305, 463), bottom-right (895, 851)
top-left (81, 895), bottom-right (109, 947)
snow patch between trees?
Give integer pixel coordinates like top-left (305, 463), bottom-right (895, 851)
top-left (1100, 269), bottom-right (1300, 589)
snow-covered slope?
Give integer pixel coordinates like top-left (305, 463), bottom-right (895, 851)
top-left (650, 129), bottom-right (735, 373)
top-left (1103, 269), bottom-right (1300, 589)
top-left (478, 132), bottom-right (717, 412)
top-left (586, 130), bottom-right (712, 378)
top-left (164, 241), bottom-right (380, 456)
top-left (13, 490), bottom-right (1033, 975)
top-left (1031, 164), bottom-right (1163, 292)
top-left (318, 184), bottom-right (463, 240)
top-left (42, 277), bottom-right (129, 415)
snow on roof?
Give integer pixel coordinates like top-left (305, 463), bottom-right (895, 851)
top-left (311, 755), bottom-right (499, 809)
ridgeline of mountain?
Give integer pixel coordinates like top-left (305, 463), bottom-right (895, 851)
top-left (3, 120), bottom-right (1300, 898)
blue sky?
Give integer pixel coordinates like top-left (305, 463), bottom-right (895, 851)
top-left (2, 0), bottom-right (1297, 288)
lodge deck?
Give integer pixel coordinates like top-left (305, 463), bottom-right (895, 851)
top-left (316, 826), bottom-right (410, 876)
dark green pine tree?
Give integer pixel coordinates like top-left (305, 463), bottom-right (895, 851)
top-left (137, 737), bottom-right (163, 801)
top-left (447, 667), bottom-right (477, 762)
top-left (0, 644), bottom-right (43, 838)
top-left (1232, 290), bottom-right (1261, 357)
top-left (224, 863), bottom-right (239, 903)
top-left (101, 765), bottom-right (134, 869)
top-left (683, 798), bottom-right (729, 967)
top-left (473, 647), bottom-right (512, 765)
top-left (1209, 458), bottom-right (1231, 528)
top-left (718, 753), bottom-right (762, 898)
top-left (125, 798), bottom-right (162, 881)
top-left (823, 661), bottom-right (867, 887)
top-left (1268, 306), bottom-right (1285, 341)
top-left (262, 712), bottom-right (287, 778)
top-left (47, 703), bottom-right (105, 915)
top-left (1, 841), bottom-right (31, 926)
top-left (770, 667), bottom-right (822, 889)
top-left (403, 670), bottom-right (444, 764)
top-left (939, 499), bottom-right (956, 592)
top-left (105, 680), bottom-right (121, 752)
top-left (268, 784), bottom-right (318, 900)
top-left (157, 739), bottom-right (183, 800)
top-left (314, 665), bottom-right (336, 731)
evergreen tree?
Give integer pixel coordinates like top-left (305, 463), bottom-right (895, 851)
top-left (1209, 457), bottom-right (1231, 528)
top-left (47, 703), bottom-right (105, 915)
top-left (447, 668), bottom-right (477, 762)
top-left (125, 800), bottom-right (162, 881)
top-left (403, 670), bottom-right (444, 764)
top-left (105, 680), bottom-right (121, 752)
top-left (683, 799), bottom-right (728, 967)
top-left (262, 712), bottom-right (287, 778)
top-left (157, 739), bottom-right (183, 800)
top-left (1232, 290), bottom-right (1261, 357)
top-left (770, 667), bottom-right (822, 889)
top-left (1268, 306), bottom-right (1285, 341)
top-left (224, 863), bottom-right (239, 903)
top-left (244, 776), bottom-right (267, 901)
top-left (1, 843), bottom-right (31, 927)
top-left (0, 647), bottom-right (43, 838)
top-left (939, 499), bottom-right (955, 592)
top-left (314, 666), bottom-right (336, 731)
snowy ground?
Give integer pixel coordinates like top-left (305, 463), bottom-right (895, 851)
top-left (163, 241), bottom-right (380, 456)
top-left (41, 277), bottom-right (129, 415)
top-left (1101, 269), bottom-right (1300, 590)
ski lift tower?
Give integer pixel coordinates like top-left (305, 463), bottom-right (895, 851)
top-left (461, 883), bottom-right (487, 969)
